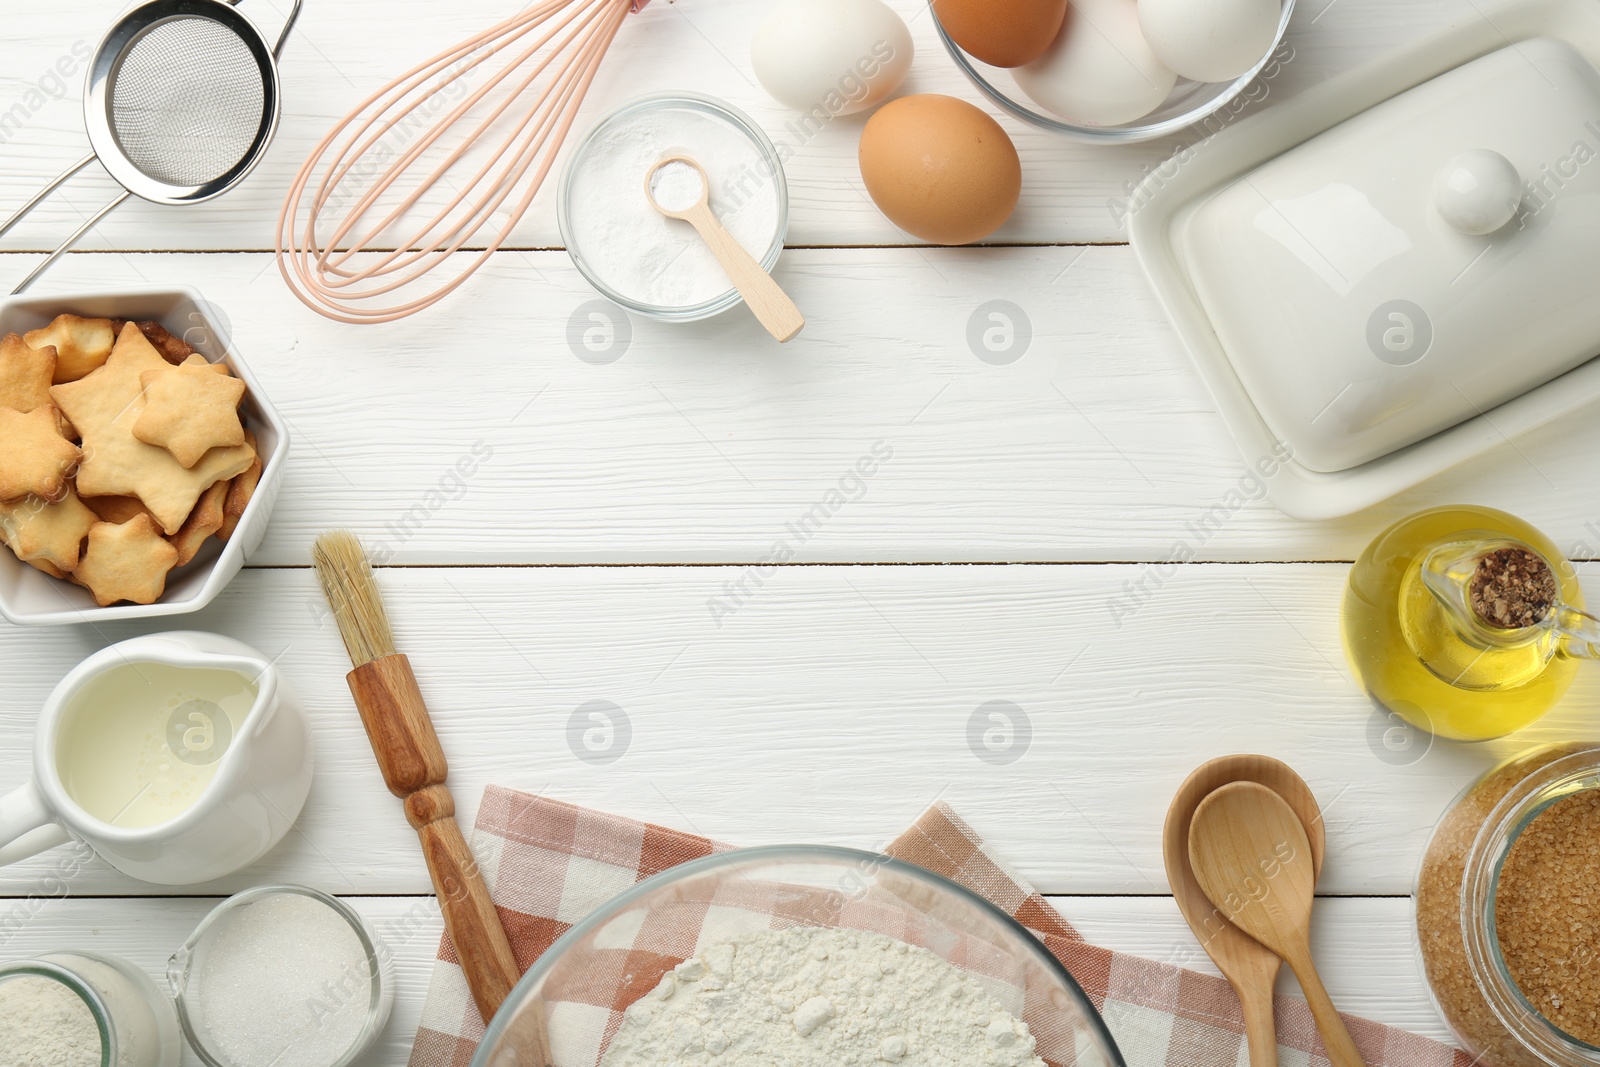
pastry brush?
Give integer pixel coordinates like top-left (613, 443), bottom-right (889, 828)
top-left (312, 530), bottom-right (520, 1023)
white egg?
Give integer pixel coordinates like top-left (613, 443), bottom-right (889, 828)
top-left (750, 0), bottom-right (913, 117)
top-left (1138, 0), bottom-right (1280, 83)
top-left (1012, 0), bottom-right (1176, 127)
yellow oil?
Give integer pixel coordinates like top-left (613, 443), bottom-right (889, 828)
top-left (1342, 505), bottom-right (1582, 741)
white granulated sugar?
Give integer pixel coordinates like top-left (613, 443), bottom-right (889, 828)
top-left (189, 893), bottom-right (373, 1067)
top-left (600, 927), bottom-right (1047, 1067)
top-left (568, 105), bottom-right (782, 309)
top-left (0, 976), bottom-right (101, 1067)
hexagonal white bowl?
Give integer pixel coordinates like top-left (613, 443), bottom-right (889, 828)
top-left (0, 287), bottom-right (288, 626)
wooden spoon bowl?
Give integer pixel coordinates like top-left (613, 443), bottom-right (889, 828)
top-left (1163, 755), bottom-right (1326, 1065)
top-left (1188, 782), bottom-right (1364, 1067)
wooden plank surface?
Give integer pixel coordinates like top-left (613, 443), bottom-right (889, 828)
top-left (9, 250), bottom-right (1599, 566)
top-left (1, 2), bottom-right (1592, 1064)
top-left (1, 566), bottom-right (1593, 899)
top-left (0, 894), bottom-right (1451, 1067)
top-left (0, 0), bottom-right (1496, 250)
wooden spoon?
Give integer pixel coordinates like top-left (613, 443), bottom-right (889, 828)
top-left (1188, 782), bottom-right (1365, 1067)
top-left (645, 154), bottom-right (805, 343)
top-left (1163, 757), bottom-right (1326, 1066)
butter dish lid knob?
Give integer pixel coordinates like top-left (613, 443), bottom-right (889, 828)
top-left (1432, 149), bottom-right (1522, 235)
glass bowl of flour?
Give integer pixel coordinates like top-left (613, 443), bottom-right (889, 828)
top-left (559, 93), bottom-right (789, 322)
top-left (471, 846), bottom-right (1126, 1067)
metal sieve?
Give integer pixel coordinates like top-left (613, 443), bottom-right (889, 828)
top-left (0, 0), bottom-right (301, 294)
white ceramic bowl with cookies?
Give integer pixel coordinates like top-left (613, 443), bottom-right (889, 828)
top-left (0, 287), bottom-right (287, 626)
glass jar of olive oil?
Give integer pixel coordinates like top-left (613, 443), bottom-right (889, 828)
top-left (1343, 505), bottom-right (1597, 741)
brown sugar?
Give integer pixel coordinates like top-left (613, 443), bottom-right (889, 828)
top-left (1471, 547), bottom-right (1558, 629)
top-left (1416, 744), bottom-right (1595, 1067)
top-left (1495, 789), bottom-right (1600, 1049)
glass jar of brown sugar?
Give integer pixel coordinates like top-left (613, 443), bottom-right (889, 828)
top-left (1416, 744), bottom-right (1600, 1066)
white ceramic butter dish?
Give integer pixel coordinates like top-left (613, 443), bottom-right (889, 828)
top-left (1131, 0), bottom-right (1600, 518)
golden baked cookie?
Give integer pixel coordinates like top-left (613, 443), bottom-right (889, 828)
top-left (82, 495), bottom-right (159, 526)
top-left (24, 314), bottom-right (115, 384)
top-left (0, 405), bottom-right (81, 501)
top-left (27, 557), bottom-right (69, 580)
top-left (51, 323), bottom-right (255, 534)
top-left (0, 491), bottom-right (97, 572)
top-left (169, 478), bottom-right (229, 567)
top-left (0, 332), bottom-right (57, 413)
top-left (136, 320), bottom-right (195, 364)
top-left (218, 430), bottom-right (263, 542)
top-left (73, 515), bottom-right (181, 606)
top-left (133, 362), bottom-right (246, 468)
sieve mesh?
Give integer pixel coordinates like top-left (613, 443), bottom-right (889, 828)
top-left (109, 16), bottom-right (267, 188)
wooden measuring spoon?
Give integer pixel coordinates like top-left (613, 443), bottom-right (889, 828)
top-left (1164, 757), bottom-right (1326, 1066)
top-left (1188, 782), bottom-right (1365, 1067)
top-left (645, 155), bottom-right (805, 343)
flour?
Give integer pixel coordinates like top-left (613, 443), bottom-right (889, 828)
top-left (566, 102), bottom-right (783, 309)
top-left (600, 927), bottom-right (1048, 1067)
top-left (0, 975), bottom-right (102, 1067)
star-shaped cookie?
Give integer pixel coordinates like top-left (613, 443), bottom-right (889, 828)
top-left (0, 405), bottom-right (81, 501)
top-left (218, 430), bottom-right (263, 542)
top-left (73, 514), bottom-right (180, 606)
top-left (0, 490), bottom-right (97, 572)
top-left (0, 332), bottom-right (57, 413)
top-left (134, 361), bottom-right (246, 467)
top-left (51, 323), bottom-right (255, 534)
top-left (169, 477), bottom-right (229, 567)
top-left (24, 314), bottom-right (115, 384)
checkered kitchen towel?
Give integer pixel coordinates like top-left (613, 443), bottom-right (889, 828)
top-left (408, 789), bottom-right (1472, 1067)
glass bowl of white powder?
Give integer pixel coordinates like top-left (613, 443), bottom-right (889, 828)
top-left (470, 845), bottom-right (1126, 1067)
top-left (168, 885), bottom-right (393, 1067)
top-left (0, 951), bottom-right (182, 1067)
top-left (558, 93), bottom-right (789, 322)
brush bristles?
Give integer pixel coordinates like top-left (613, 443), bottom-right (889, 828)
top-left (312, 530), bottom-right (396, 667)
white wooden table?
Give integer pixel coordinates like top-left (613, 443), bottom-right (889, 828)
top-left (3, 1), bottom-right (1598, 1062)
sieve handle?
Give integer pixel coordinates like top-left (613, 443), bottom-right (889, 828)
top-left (231, 0), bottom-right (305, 61)
top-left (11, 190), bottom-right (133, 296)
top-left (0, 153), bottom-right (96, 248)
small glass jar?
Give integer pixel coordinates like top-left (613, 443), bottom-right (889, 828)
top-left (169, 885), bottom-right (393, 1067)
top-left (1416, 744), bottom-right (1600, 1066)
top-left (557, 92), bottom-right (790, 323)
top-left (0, 950), bottom-right (182, 1067)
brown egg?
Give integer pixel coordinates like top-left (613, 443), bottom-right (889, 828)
top-left (933, 0), bottom-right (1069, 68)
top-left (858, 95), bottom-right (1022, 246)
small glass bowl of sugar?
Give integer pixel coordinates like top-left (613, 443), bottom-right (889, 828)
top-left (559, 92), bottom-right (790, 323)
top-left (169, 886), bottom-right (394, 1067)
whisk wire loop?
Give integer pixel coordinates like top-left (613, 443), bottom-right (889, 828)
top-left (277, 0), bottom-right (639, 323)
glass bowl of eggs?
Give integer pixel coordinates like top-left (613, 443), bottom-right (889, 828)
top-left (933, 0), bottom-right (1296, 143)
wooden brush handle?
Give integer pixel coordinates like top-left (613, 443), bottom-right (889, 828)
top-left (347, 654), bottom-right (522, 1023)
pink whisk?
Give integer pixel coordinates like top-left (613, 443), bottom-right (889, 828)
top-left (277, 0), bottom-right (648, 324)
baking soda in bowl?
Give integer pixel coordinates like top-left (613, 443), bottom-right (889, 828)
top-left (561, 94), bottom-right (786, 316)
top-left (174, 888), bottom-right (390, 1067)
